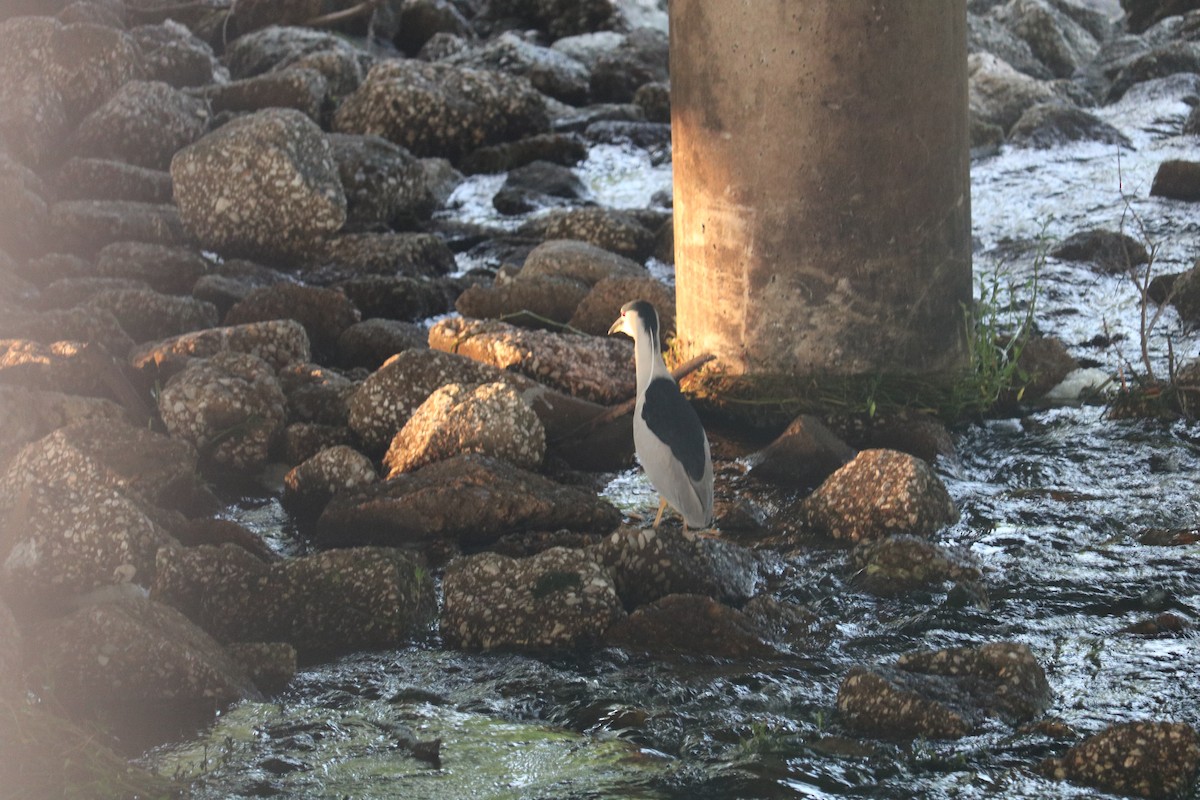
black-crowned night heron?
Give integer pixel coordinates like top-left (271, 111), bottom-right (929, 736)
top-left (609, 300), bottom-right (714, 530)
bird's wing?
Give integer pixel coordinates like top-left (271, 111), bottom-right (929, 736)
top-left (641, 376), bottom-right (708, 482)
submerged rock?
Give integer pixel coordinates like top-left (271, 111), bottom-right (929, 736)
top-left (316, 453), bottom-right (621, 548)
top-left (1051, 228), bottom-right (1150, 274)
top-left (837, 642), bottom-right (1052, 739)
top-left (282, 444), bottom-right (377, 518)
top-left (441, 546), bottom-right (624, 651)
top-left (1007, 102), bottom-right (1132, 149)
top-left (1041, 721), bottom-right (1200, 799)
top-left (223, 283), bottom-right (360, 363)
top-left (604, 593), bottom-right (779, 659)
top-left (1150, 159), bottom-right (1200, 201)
top-left (803, 449), bottom-right (958, 543)
top-left (850, 534), bottom-right (985, 599)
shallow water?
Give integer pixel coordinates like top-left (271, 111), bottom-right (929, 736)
top-left (145, 76), bottom-right (1200, 799)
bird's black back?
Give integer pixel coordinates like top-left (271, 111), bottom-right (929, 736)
top-left (641, 376), bottom-right (707, 482)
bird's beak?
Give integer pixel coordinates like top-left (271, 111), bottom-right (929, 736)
top-left (608, 317), bottom-right (622, 336)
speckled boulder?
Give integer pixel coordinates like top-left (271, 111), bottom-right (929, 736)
top-left (332, 59), bottom-right (549, 163)
top-left (83, 287), bottom-right (219, 343)
top-left (991, 0), bottom-right (1102, 80)
top-left (72, 80), bottom-right (211, 171)
top-left (520, 238), bottom-right (645, 286)
top-left (95, 241), bottom-right (209, 296)
top-left (1041, 721), bottom-right (1200, 799)
top-left (152, 543), bottom-right (437, 656)
top-left (0, 154), bottom-right (50, 260)
top-left (446, 32), bottom-right (591, 105)
top-left (748, 414), bottom-right (857, 491)
top-left (0, 70), bottom-right (68, 169)
top-left (0, 339), bottom-right (119, 397)
top-left (49, 200), bottom-right (186, 253)
top-left (384, 381), bottom-right (546, 477)
top-left (455, 274), bottom-right (592, 326)
top-left (441, 546), bottom-right (625, 651)
top-left (520, 207), bottom-right (657, 260)
top-left (836, 642), bottom-right (1052, 740)
top-left (53, 157), bottom-right (174, 204)
top-left (317, 453), bottom-right (621, 548)
top-left (223, 283), bottom-right (360, 362)
top-left (458, 131), bottom-right (588, 175)
top-left (158, 351), bottom-right (287, 472)
top-left (850, 535), bottom-right (984, 598)
top-left (1, 479), bottom-right (175, 608)
top-left (35, 276), bottom-right (146, 310)
top-left (347, 348), bottom-right (512, 452)
top-left (587, 28), bottom-right (670, 104)
top-left (329, 133), bottom-right (441, 231)
top-left (336, 318), bottom-right (427, 370)
top-left (503, 0), bottom-right (619, 40)
top-left (27, 593), bottom-right (259, 726)
top-left (201, 68), bottom-right (328, 121)
top-left (0, 306), bottom-right (134, 357)
top-left (171, 108), bottom-right (347, 261)
top-left (592, 526), bottom-right (760, 611)
top-left (428, 316), bottom-right (634, 404)
top-left (968, 52), bottom-right (1066, 133)
top-left (222, 25), bottom-right (372, 83)
top-left (1108, 43), bottom-right (1200, 103)
top-left (803, 449), bottom-right (958, 543)
top-left (0, 418), bottom-right (212, 519)
top-left (130, 19), bottom-right (220, 88)
top-left (336, 274), bottom-right (462, 322)
top-left (282, 444), bottom-right (377, 518)
top-left (315, 232), bottom-right (456, 281)
top-left (278, 362), bottom-right (358, 426)
top-left (130, 319), bottom-right (312, 378)
top-left (0, 386), bottom-right (130, 470)
top-left (568, 275), bottom-right (673, 336)
top-left (603, 593), bottom-right (779, 659)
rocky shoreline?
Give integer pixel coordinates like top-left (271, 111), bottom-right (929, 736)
top-left (2, 0), bottom-right (1199, 797)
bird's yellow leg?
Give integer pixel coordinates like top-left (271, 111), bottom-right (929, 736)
top-left (653, 497), bottom-right (668, 528)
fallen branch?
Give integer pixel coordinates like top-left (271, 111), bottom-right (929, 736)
top-left (304, 0), bottom-right (385, 28)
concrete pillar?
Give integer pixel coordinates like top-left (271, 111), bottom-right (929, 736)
top-left (670, 1), bottom-right (972, 403)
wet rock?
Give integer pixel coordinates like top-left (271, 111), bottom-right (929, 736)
top-left (803, 449), bottom-right (958, 543)
top-left (1165, 264), bottom-right (1200, 323)
top-left (1150, 159), bottom-right (1200, 201)
top-left (591, 526), bottom-right (760, 611)
top-left (568, 275), bottom-right (673, 336)
top-left (95, 241), bottom-right (209, 295)
top-left (316, 453), bottom-right (621, 548)
top-left (969, 52), bottom-right (1067, 133)
top-left (332, 59), bottom-right (549, 163)
top-left (441, 546), bottom-right (624, 652)
top-left (991, 0), bottom-right (1103, 79)
top-left (837, 642), bottom-right (1051, 739)
top-left (747, 414), bottom-right (857, 491)
top-left (27, 593), bottom-right (259, 730)
top-left (384, 381), bottom-right (545, 476)
top-left (395, 0), bottom-right (473, 56)
top-left (130, 19), bottom-right (220, 88)
top-left (493, 160), bottom-right (592, 215)
top-left (171, 108), bottom-right (347, 262)
top-left (0, 386), bottom-right (130, 471)
top-left (83, 288), bottom-right (219, 343)
top-left (521, 207), bottom-right (657, 261)
top-left (0, 154), bottom-right (50, 260)
top-left (604, 593), bottom-right (779, 659)
top-left (223, 283), bottom-right (359, 362)
top-left (53, 157), bottom-right (174, 204)
top-left (633, 81), bottom-right (670, 123)
top-left (458, 132), bottom-right (588, 175)
top-left (0, 69), bottom-right (66, 169)
top-left (1008, 102), bottom-right (1132, 148)
top-left (223, 25), bottom-right (372, 82)
top-left (226, 641), bottom-right (297, 695)
top-left (1013, 334), bottom-right (1079, 403)
top-left (1, 478), bottom-right (175, 609)
top-left (1185, 103), bottom-right (1200, 135)
top-left (347, 348), bottom-right (510, 452)
top-left (584, 120), bottom-right (672, 149)
top-left (329, 133), bottom-right (439, 231)
top-left (0, 417), bottom-right (213, 518)
top-left (446, 32), bottom-right (591, 105)
top-left (850, 535), bottom-right (984, 597)
top-left (130, 319), bottom-right (312, 378)
top-left (278, 421), bottom-right (355, 466)
top-left (72, 80), bottom-right (210, 171)
top-left (1051, 228), bottom-right (1150, 273)
top-left (153, 543), bottom-right (437, 656)
top-left (1122, 0), bottom-right (1200, 33)
top-left (278, 362), bottom-right (358, 426)
top-left (200, 68), bottom-right (328, 121)
top-left (1108, 41), bottom-right (1200, 101)
top-left (158, 351), bottom-right (287, 473)
top-left (429, 316), bottom-right (635, 404)
top-left (1042, 721), bottom-right (1200, 799)
top-left (314, 232), bottom-right (456, 281)
top-left (0, 306), bottom-right (134, 357)
top-left (282, 444), bottom-right (377, 518)
top-left (48, 200), bottom-right (186, 254)
top-left (521, 238), bottom-right (645, 285)
top-left (588, 28), bottom-right (670, 104)
top-left (0, 339), bottom-right (122, 398)
top-left (36, 276), bottom-right (143, 309)
top-left (859, 413), bottom-right (957, 465)
top-left (337, 318), bottom-right (427, 370)
top-left (455, 275), bottom-right (592, 327)
top-left (489, 0), bottom-right (618, 39)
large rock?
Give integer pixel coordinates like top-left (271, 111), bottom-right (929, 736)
top-left (441, 546), bottom-right (624, 651)
top-left (281, 444), bottom-right (377, 518)
top-left (130, 318), bottom-right (312, 378)
top-left (836, 642), bottom-right (1052, 739)
top-left (336, 318), bottom-right (427, 370)
top-left (152, 544), bottom-right (436, 657)
top-left (329, 133), bottom-right (440, 230)
top-left (0, 386), bottom-right (131, 470)
top-left (48, 200), bottom-right (186, 253)
top-left (223, 283), bottom-right (360, 362)
top-left (83, 288), bottom-right (219, 343)
top-left (316, 453), bottom-right (621, 548)
top-left (53, 157), bottom-right (174, 204)
top-left (0, 153), bottom-right (50, 260)
top-left (71, 80), bottom-right (210, 171)
top-left (1051, 228), bottom-right (1150, 274)
top-left (0, 306), bottom-right (134, 357)
top-left (314, 232), bottom-right (456, 281)
top-left (603, 593), bottom-right (779, 659)
top-left (428, 316), bottom-right (635, 404)
top-left (520, 207), bottom-right (657, 260)
top-left (445, 32), bottom-right (591, 105)
top-left (455, 275), bottom-right (592, 326)
top-left (27, 593), bottom-right (259, 727)
top-left (520, 238), bottom-right (645, 286)
top-left (332, 59), bottom-right (549, 163)
top-left (95, 241), bottom-right (210, 295)
top-left (157, 351), bottom-right (287, 472)
top-left (199, 67), bottom-right (328, 121)
top-left (0, 339), bottom-right (124, 398)
top-left (1007, 102), bottom-right (1132, 149)
top-left (803, 449), bottom-right (958, 543)
top-left (1042, 721), bottom-right (1200, 799)
top-left (1150, 159), bottom-right (1200, 201)
top-left (278, 361), bottom-right (358, 426)
top-left (568, 275), bottom-right (673, 336)
top-left (991, 0), bottom-right (1103, 80)
top-left (850, 534), bottom-right (984, 598)
top-left (171, 108), bottom-right (347, 261)
top-left (968, 52), bottom-right (1066, 133)
top-left (383, 381), bottom-right (546, 477)
top-left (747, 414), bottom-right (856, 491)
top-left (130, 19), bottom-right (220, 88)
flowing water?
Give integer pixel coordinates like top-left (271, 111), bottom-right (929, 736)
top-left (144, 78), bottom-right (1200, 798)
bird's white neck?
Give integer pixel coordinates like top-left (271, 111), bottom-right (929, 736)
top-left (633, 322), bottom-right (670, 394)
